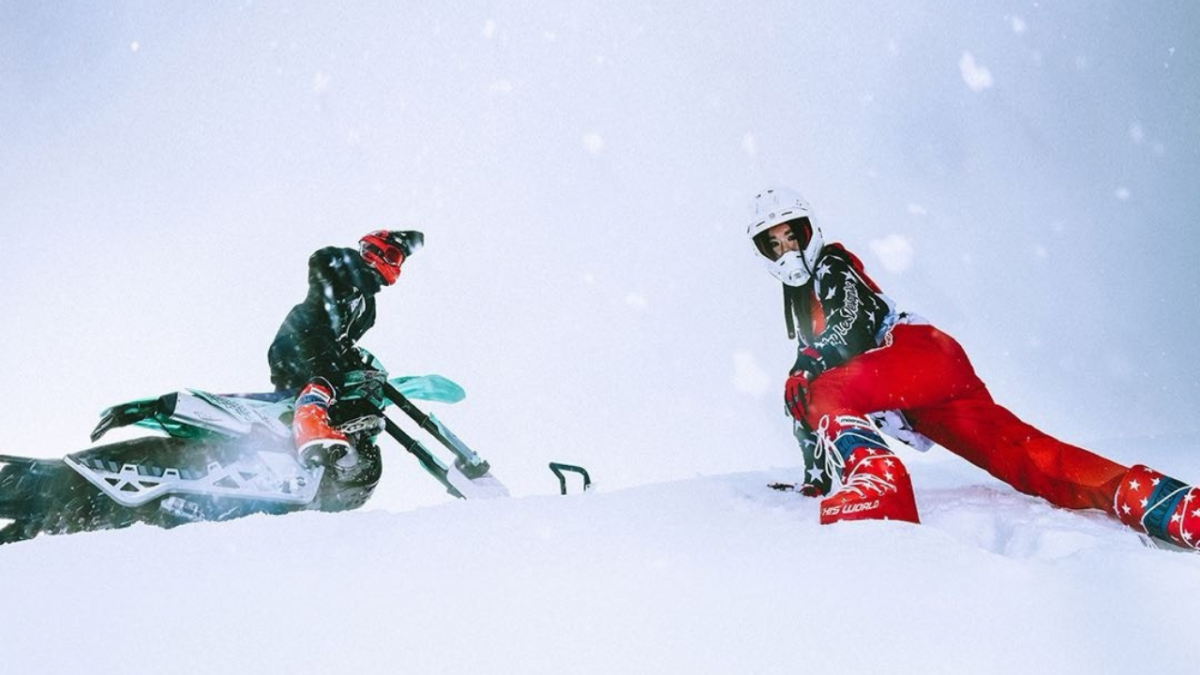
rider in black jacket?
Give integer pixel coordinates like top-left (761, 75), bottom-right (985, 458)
top-left (268, 230), bottom-right (422, 473)
top-left (269, 245), bottom-right (383, 392)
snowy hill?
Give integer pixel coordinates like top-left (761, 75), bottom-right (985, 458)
top-left (2, 450), bottom-right (1196, 675)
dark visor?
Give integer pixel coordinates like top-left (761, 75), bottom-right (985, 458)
top-left (367, 243), bottom-right (403, 265)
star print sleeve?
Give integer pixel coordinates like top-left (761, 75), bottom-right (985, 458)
top-left (808, 250), bottom-right (892, 372)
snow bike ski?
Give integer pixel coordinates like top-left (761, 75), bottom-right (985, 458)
top-left (0, 362), bottom-right (505, 545)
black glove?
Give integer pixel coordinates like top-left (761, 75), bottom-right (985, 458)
top-left (300, 439), bottom-right (359, 473)
top-left (791, 345), bottom-right (826, 378)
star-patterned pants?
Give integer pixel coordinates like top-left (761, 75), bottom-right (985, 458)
top-left (799, 323), bottom-right (1127, 512)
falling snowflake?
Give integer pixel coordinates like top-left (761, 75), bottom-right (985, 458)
top-left (583, 133), bottom-right (605, 154)
top-left (313, 71), bottom-right (331, 94)
top-left (742, 133), bottom-right (757, 156)
top-left (959, 52), bottom-right (994, 91)
top-left (869, 234), bottom-right (915, 273)
top-left (732, 352), bottom-right (770, 398)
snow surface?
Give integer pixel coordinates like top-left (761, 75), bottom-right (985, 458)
top-left (2, 449), bottom-right (1197, 675)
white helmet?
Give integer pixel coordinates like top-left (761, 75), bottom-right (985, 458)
top-left (747, 187), bottom-right (824, 287)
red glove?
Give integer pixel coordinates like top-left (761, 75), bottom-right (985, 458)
top-left (784, 369), bottom-right (813, 420)
top-left (785, 346), bottom-right (825, 420)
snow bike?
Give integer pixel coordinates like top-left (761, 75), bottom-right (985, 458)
top-left (0, 357), bottom-right (507, 545)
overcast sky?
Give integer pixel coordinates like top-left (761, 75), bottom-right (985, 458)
top-left (2, 1), bottom-right (1198, 500)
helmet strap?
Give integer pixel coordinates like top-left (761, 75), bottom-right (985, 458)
top-left (782, 285), bottom-right (797, 341)
top-left (783, 284), bottom-right (817, 344)
top-left (799, 227), bottom-right (817, 280)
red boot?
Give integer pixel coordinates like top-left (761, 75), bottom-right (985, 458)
top-left (1114, 464), bottom-right (1200, 551)
top-left (817, 415), bottom-right (920, 525)
top-left (294, 378), bottom-right (353, 468)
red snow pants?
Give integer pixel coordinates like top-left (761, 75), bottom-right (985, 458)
top-left (800, 324), bottom-right (1127, 512)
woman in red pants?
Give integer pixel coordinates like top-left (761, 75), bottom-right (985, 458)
top-left (749, 187), bottom-right (1199, 551)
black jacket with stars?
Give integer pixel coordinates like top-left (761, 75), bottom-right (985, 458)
top-left (786, 244), bottom-right (895, 377)
top-left (268, 247), bottom-right (383, 391)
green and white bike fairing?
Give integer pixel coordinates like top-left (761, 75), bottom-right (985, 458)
top-left (67, 373), bottom-right (477, 509)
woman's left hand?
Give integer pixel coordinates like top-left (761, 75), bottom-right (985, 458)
top-left (784, 370), bottom-right (812, 420)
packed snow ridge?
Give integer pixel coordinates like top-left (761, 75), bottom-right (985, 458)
top-left (2, 459), bottom-right (1196, 675)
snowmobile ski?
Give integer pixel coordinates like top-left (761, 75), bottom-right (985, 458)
top-left (380, 414), bottom-right (509, 499)
top-left (382, 381), bottom-right (508, 495)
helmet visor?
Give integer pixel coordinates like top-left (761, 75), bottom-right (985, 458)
top-left (753, 218), bottom-right (812, 261)
top-left (380, 245), bottom-right (404, 265)
top-left (363, 242), bottom-right (403, 266)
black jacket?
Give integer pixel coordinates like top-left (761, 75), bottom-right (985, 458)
top-left (787, 244), bottom-right (895, 376)
top-left (268, 246), bottom-right (383, 391)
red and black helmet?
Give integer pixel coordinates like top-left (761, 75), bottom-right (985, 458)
top-left (359, 230), bottom-right (423, 285)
